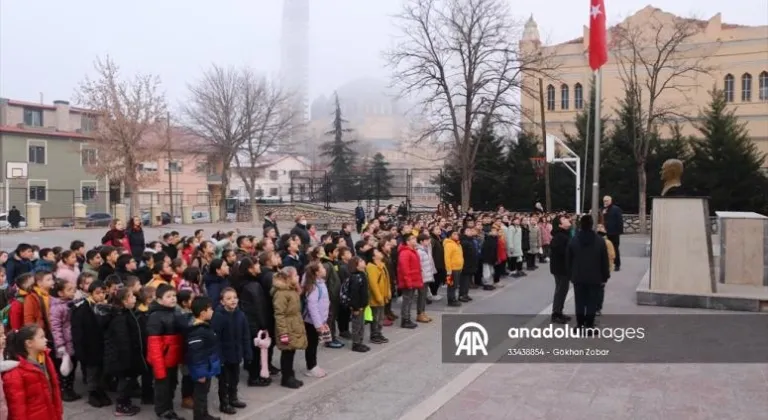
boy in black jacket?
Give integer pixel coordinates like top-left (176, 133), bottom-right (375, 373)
top-left (346, 257), bottom-right (369, 353)
top-left (71, 280), bottom-right (111, 408)
top-left (186, 296), bottom-right (221, 420)
top-left (211, 288), bottom-right (252, 414)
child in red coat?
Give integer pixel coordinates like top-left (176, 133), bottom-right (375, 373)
top-left (7, 273), bottom-right (34, 331)
top-left (2, 324), bottom-right (63, 420)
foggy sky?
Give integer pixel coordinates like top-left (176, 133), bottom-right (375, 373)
top-left (1, 0), bottom-right (766, 107)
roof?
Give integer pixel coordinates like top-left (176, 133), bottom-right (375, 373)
top-left (0, 125), bottom-right (92, 140)
top-left (5, 99), bottom-right (91, 114)
top-left (559, 6), bottom-right (747, 46)
top-left (233, 154), bottom-right (310, 170)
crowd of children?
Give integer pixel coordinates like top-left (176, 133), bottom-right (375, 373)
top-left (0, 206), bottom-right (583, 420)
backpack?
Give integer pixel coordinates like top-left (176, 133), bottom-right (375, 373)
top-left (300, 286), bottom-right (323, 317)
top-left (0, 296), bottom-right (24, 329)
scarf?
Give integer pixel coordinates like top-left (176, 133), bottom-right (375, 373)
top-left (33, 286), bottom-right (50, 315)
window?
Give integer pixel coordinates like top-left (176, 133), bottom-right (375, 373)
top-left (741, 73), bottom-right (752, 102)
top-left (81, 184), bottom-right (97, 201)
top-left (29, 185), bottom-right (46, 201)
top-left (28, 143), bottom-right (46, 164)
top-left (167, 160), bottom-right (183, 173)
top-left (289, 170), bottom-right (299, 179)
top-left (546, 85), bottom-right (555, 111)
top-left (269, 170), bottom-right (278, 181)
top-left (80, 115), bottom-right (96, 132)
top-left (196, 190), bottom-right (209, 205)
top-left (81, 148), bottom-right (97, 166)
top-left (255, 189), bottom-right (264, 197)
top-left (195, 161), bottom-right (210, 173)
top-left (138, 162), bottom-right (158, 172)
top-left (724, 74), bottom-right (734, 102)
top-left (269, 188), bottom-right (279, 196)
top-left (560, 84), bottom-right (570, 110)
top-left (759, 71), bottom-right (768, 101)
top-left (574, 83), bottom-right (584, 109)
top-left (23, 108), bottom-right (43, 126)
top-left (229, 189), bottom-right (239, 198)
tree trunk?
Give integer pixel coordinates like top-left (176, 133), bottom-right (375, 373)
top-left (637, 163), bottom-right (648, 234)
top-left (248, 182), bottom-right (260, 227)
top-left (124, 179), bottom-right (139, 219)
top-left (460, 166), bottom-right (472, 213)
top-left (219, 169), bottom-right (228, 222)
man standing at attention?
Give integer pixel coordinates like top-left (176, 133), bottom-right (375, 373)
top-left (601, 196), bottom-right (623, 272)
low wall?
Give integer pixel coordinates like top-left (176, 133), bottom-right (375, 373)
top-left (252, 204), bottom-right (356, 228)
top-left (621, 214), bottom-right (719, 235)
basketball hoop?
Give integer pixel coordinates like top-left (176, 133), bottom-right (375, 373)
top-left (530, 157), bottom-right (546, 178)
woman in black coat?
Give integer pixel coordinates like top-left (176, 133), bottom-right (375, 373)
top-left (126, 216), bottom-right (146, 259)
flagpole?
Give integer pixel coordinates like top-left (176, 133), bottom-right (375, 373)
top-left (590, 68), bottom-right (602, 223)
top-left (581, 79), bottom-right (592, 213)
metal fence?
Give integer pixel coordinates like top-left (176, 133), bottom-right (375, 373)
top-left (288, 168), bottom-right (444, 209)
top-left (126, 192), bottom-right (214, 221)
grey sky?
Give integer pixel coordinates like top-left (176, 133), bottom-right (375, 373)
top-left (1, 0), bottom-right (766, 107)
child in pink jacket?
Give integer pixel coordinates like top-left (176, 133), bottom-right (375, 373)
top-left (49, 279), bottom-right (81, 402)
top-left (55, 250), bottom-right (81, 285)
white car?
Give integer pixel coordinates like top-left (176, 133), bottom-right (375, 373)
top-left (0, 212), bottom-right (27, 229)
top-left (191, 211), bottom-right (211, 223)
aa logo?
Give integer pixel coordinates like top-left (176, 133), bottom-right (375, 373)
top-left (455, 322), bottom-right (489, 356)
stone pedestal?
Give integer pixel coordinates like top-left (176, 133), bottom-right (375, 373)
top-left (25, 202), bottom-right (41, 231)
top-left (716, 212), bottom-right (768, 287)
top-left (73, 202), bottom-right (87, 219)
top-left (150, 205), bottom-right (162, 226)
top-left (649, 197), bottom-right (715, 294)
top-left (211, 205), bottom-right (221, 223)
top-left (113, 204), bottom-right (127, 223)
top-left (181, 205), bottom-right (192, 224)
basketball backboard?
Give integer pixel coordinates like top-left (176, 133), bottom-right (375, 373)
top-left (6, 161), bottom-right (28, 180)
top-left (545, 134), bottom-right (556, 163)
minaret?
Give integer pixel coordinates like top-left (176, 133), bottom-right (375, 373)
top-left (281, 0), bottom-right (310, 132)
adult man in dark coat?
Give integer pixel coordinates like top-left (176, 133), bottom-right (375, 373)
top-left (289, 215), bottom-right (310, 249)
top-left (601, 195), bottom-right (623, 271)
top-left (566, 215), bottom-right (610, 329)
top-left (262, 211), bottom-right (279, 237)
top-left (8, 205), bottom-right (21, 228)
top-left (548, 215), bottom-right (573, 324)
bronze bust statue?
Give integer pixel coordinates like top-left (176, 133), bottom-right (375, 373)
top-left (660, 159), bottom-right (685, 196)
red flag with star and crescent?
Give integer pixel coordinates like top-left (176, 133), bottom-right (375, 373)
top-left (589, 0), bottom-right (608, 70)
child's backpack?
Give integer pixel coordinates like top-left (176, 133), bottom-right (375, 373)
top-left (0, 296), bottom-right (24, 329)
top-left (339, 277), bottom-right (351, 307)
top-left (300, 286), bottom-right (323, 318)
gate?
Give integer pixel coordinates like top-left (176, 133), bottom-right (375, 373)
top-left (289, 170), bottom-right (330, 208)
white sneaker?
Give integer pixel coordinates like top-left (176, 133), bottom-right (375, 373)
top-left (431, 295), bottom-right (443, 301)
top-left (305, 366), bottom-right (327, 378)
top-left (396, 296), bottom-right (403, 304)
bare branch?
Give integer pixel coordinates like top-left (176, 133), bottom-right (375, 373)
top-left (75, 56), bottom-right (168, 216)
top-left (385, 0), bottom-right (558, 209)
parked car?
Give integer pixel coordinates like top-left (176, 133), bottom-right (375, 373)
top-left (191, 211), bottom-right (210, 223)
top-left (141, 211), bottom-right (173, 226)
top-left (62, 212), bottom-right (113, 228)
top-left (0, 213), bottom-right (26, 229)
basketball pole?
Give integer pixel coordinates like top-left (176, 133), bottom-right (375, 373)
top-left (4, 178), bottom-right (8, 213)
top-left (590, 68), bottom-right (603, 223)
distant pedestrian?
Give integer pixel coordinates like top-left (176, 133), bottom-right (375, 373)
top-left (8, 206), bottom-right (21, 229)
top-left (601, 196), bottom-right (623, 271)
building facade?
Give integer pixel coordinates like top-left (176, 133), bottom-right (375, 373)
top-left (520, 6), bottom-right (768, 167)
top-left (0, 98), bottom-right (109, 219)
top-left (229, 155), bottom-right (310, 201)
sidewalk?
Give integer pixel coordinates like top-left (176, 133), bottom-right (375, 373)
top-left (427, 257), bottom-right (768, 420)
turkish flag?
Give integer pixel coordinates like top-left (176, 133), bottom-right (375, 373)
top-left (589, 0), bottom-right (608, 70)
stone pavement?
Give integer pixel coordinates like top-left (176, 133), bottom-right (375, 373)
top-left (426, 250), bottom-right (768, 420)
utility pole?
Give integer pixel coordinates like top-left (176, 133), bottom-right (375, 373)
top-left (166, 112), bottom-right (174, 219)
top-left (538, 79), bottom-right (551, 212)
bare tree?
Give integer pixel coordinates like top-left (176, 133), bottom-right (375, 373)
top-left (184, 65), bottom-right (296, 221)
top-left (76, 56), bottom-right (168, 217)
top-left (233, 79), bottom-right (299, 224)
top-left (612, 9), bottom-right (716, 232)
top-left (385, 0), bottom-right (556, 210)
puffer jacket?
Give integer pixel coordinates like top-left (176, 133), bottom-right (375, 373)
top-left (99, 305), bottom-right (147, 376)
top-left (321, 257), bottom-right (341, 304)
top-left (302, 278), bottom-right (330, 329)
top-left (506, 225), bottom-right (523, 258)
top-left (528, 224), bottom-right (541, 251)
top-left (185, 320), bottom-right (221, 381)
top-left (33, 258), bottom-right (55, 273)
top-left (430, 233), bottom-right (446, 271)
top-left (396, 243), bottom-right (423, 289)
top-left (49, 297), bottom-right (75, 357)
top-left (417, 245), bottom-right (435, 283)
top-left (55, 261), bottom-right (80, 285)
top-left (539, 222), bottom-right (553, 246)
top-left (239, 274), bottom-right (271, 334)
top-left (443, 238), bottom-right (464, 272)
top-left (346, 269), bottom-right (369, 311)
top-left (271, 275), bottom-right (307, 351)
top-left (102, 228), bottom-right (130, 250)
top-left (0, 359), bottom-right (19, 420)
top-left (71, 298), bottom-right (104, 366)
top-left (203, 273), bottom-right (229, 307)
top-left (366, 262), bottom-right (391, 307)
top-left (211, 306), bottom-right (253, 364)
top-left (460, 236), bottom-right (479, 275)
top-left (2, 350), bottom-right (62, 420)
top-left (146, 301), bottom-right (185, 379)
